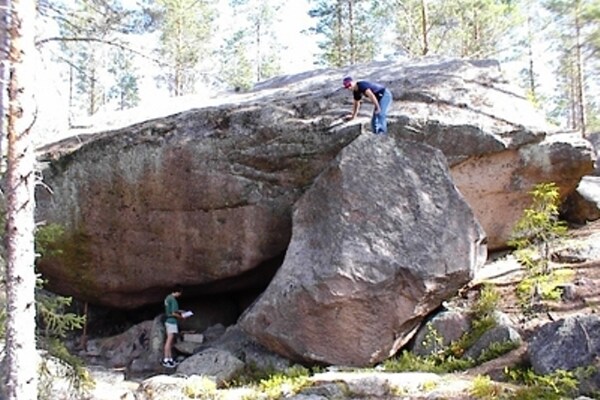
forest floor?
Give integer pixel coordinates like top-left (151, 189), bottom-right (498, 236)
top-left (81, 220), bottom-right (600, 399)
top-left (479, 218), bottom-right (600, 337)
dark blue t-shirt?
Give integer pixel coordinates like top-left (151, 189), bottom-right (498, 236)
top-left (354, 81), bottom-right (385, 101)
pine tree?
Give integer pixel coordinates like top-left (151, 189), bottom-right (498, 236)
top-left (38, 0), bottom-right (146, 121)
top-left (107, 47), bottom-right (140, 110)
top-left (220, 29), bottom-right (254, 90)
top-left (223, 0), bottom-right (283, 88)
top-left (155, 0), bottom-right (215, 96)
top-left (4, 0), bottom-right (39, 398)
top-left (308, 0), bottom-right (379, 67)
top-left (388, 0), bottom-right (522, 58)
top-left (544, 0), bottom-right (599, 135)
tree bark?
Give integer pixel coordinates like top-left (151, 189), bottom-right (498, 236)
top-left (0, 0), bottom-right (9, 163)
top-left (420, 0), bottom-right (429, 55)
top-left (526, 12), bottom-right (536, 98)
top-left (348, 0), bottom-right (354, 65)
top-left (573, 0), bottom-right (586, 135)
top-left (4, 0), bottom-right (38, 398)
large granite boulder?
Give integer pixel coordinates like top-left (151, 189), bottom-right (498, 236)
top-left (239, 136), bottom-right (487, 366)
top-left (35, 58), bottom-right (592, 309)
top-left (528, 315), bottom-right (600, 395)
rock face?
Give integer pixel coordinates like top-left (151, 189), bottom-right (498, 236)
top-left (238, 136), bottom-right (487, 366)
top-left (451, 133), bottom-right (593, 249)
top-left (35, 58), bottom-right (592, 309)
top-left (528, 315), bottom-right (600, 394)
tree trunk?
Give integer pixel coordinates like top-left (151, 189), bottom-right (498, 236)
top-left (335, 0), bottom-right (342, 65)
top-left (569, 55), bottom-right (577, 130)
top-left (420, 0), bottom-right (429, 55)
top-left (526, 12), bottom-right (536, 98)
top-left (573, 0), bottom-right (586, 135)
top-left (348, 0), bottom-right (354, 64)
top-left (256, 19), bottom-right (262, 81)
top-left (0, 0), bottom-right (9, 164)
top-left (4, 0), bottom-right (38, 399)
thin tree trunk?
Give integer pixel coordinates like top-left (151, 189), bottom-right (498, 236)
top-left (68, 64), bottom-right (74, 128)
top-left (89, 68), bottom-right (95, 115)
top-left (80, 302), bottom-right (89, 351)
top-left (574, 0), bottom-right (586, 135)
top-left (336, 0), bottom-right (342, 65)
top-left (256, 19), bottom-right (262, 81)
top-left (420, 0), bottom-right (429, 55)
top-left (5, 0), bottom-right (38, 399)
top-left (569, 55), bottom-right (577, 130)
top-left (0, 0), bottom-right (9, 167)
top-left (526, 12), bottom-right (536, 98)
top-left (348, 0), bottom-right (354, 64)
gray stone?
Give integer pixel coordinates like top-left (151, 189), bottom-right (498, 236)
top-left (528, 315), bottom-right (600, 395)
top-left (411, 310), bottom-right (472, 357)
top-left (464, 324), bottom-right (522, 361)
top-left (176, 348), bottom-right (245, 386)
top-left (240, 137), bottom-right (487, 366)
top-left (562, 176), bottom-right (600, 224)
top-left (182, 333), bottom-right (204, 344)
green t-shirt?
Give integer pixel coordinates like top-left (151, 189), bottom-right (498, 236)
top-left (164, 294), bottom-right (179, 325)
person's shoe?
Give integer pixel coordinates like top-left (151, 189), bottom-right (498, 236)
top-left (161, 359), bottom-right (176, 368)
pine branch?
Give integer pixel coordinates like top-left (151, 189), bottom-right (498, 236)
top-left (35, 36), bottom-right (170, 68)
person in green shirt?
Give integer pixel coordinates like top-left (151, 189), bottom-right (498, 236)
top-left (162, 285), bottom-right (183, 368)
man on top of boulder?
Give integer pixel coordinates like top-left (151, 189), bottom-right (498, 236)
top-left (343, 76), bottom-right (393, 135)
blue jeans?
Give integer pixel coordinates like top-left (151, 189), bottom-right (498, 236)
top-left (372, 89), bottom-right (392, 134)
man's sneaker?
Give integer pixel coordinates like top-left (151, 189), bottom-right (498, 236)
top-left (161, 359), bottom-right (176, 368)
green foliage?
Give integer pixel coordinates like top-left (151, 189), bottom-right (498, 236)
top-left (37, 288), bottom-right (85, 339)
top-left (543, 0), bottom-right (599, 135)
top-left (44, 0), bottom-right (145, 118)
top-left (32, 223), bottom-right (91, 398)
top-left (381, 349), bottom-right (472, 374)
top-left (419, 379), bottom-right (438, 392)
top-left (421, 321), bottom-right (445, 359)
top-left (223, 0), bottom-right (283, 85)
top-left (239, 365), bottom-right (311, 400)
top-left (449, 285), bottom-right (499, 359)
top-left (385, 0), bottom-right (523, 58)
top-left (107, 47), bottom-right (140, 110)
top-left (38, 338), bottom-right (95, 399)
top-left (35, 223), bottom-right (65, 258)
top-left (382, 285), bottom-right (515, 373)
top-left (504, 367), bottom-right (581, 400)
top-left (471, 284), bottom-right (501, 320)
top-left (227, 361), bottom-right (281, 387)
top-left (516, 268), bottom-right (574, 311)
top-left (228, 364), bottom-right (314, 399)
top-left (183, 375), bottom-right (219, 399)
top-left (308, 0), bottom-right (381, 66)
top-left (35, 224), bottom-right (85, 338)
top-left (156, 0), bottom-right (215, 96)
top-left (470, 375), bottom-right (503, 399)
top-left (477, 340), bottom-right (521, 365)
top-left (508, 182), bottom-right (567, 271)
top-left (508, 182), bottom-right (569, 313)
top-left (220, 30), bottom-right (255, 90)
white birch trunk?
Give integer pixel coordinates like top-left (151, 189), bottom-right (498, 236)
top-left (5, 0), bottom-right (38, 398)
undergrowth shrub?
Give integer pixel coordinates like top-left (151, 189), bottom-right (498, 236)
top-left (382, 285), bottom-right (515, 373)
top-left (35, 223), bottom-right (92, 399)
top-left (504, 367), bottom-right (582, 400)
top-left (508, 182), bottom-right (569, 314)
